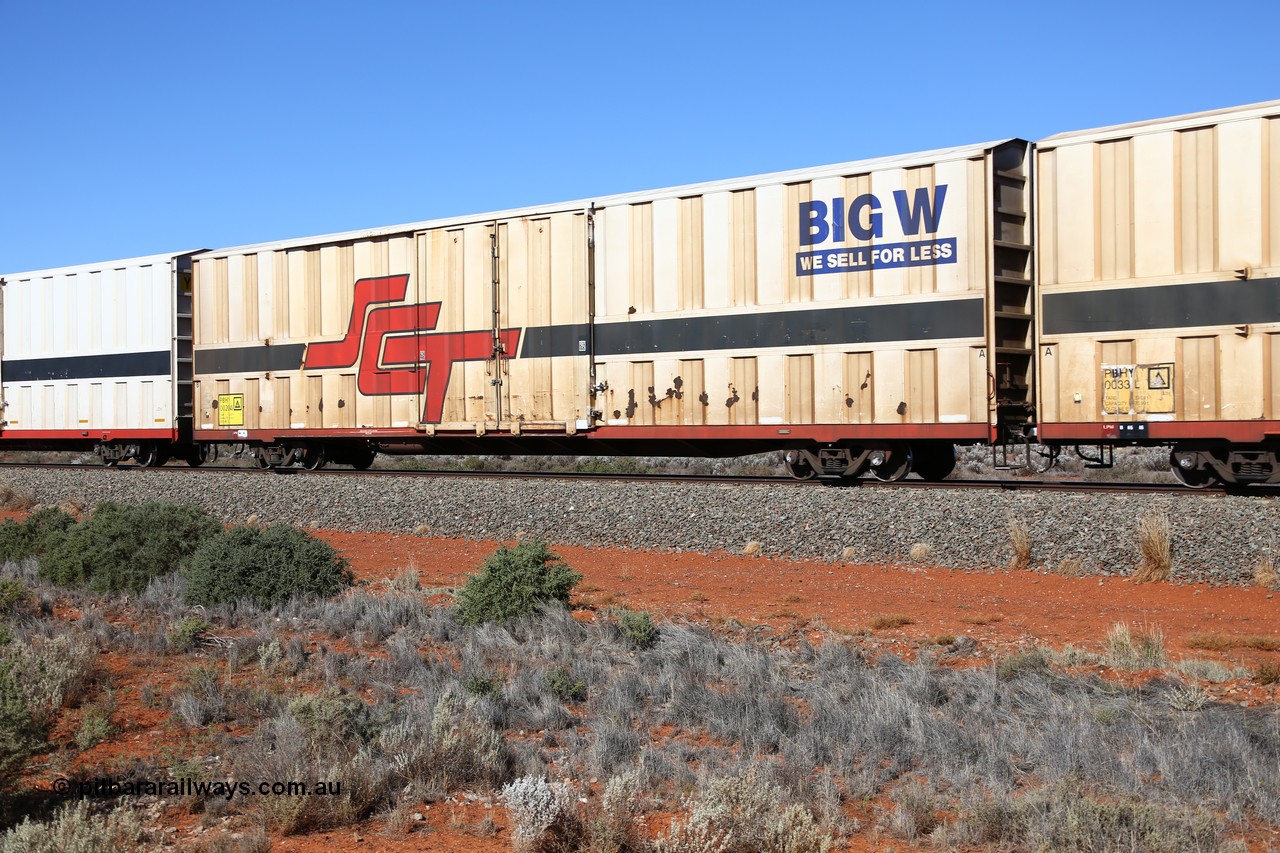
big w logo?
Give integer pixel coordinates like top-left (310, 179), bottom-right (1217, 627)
top-left (302, 275), bottom-right (521, 424)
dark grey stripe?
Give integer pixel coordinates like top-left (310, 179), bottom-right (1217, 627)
top-left (195, 344), bottom-right (307, 374)
top-left (3, 350), bottom-right (170, 382)
top-left (523, 299), bottom-right (985, 359)
top-left (520, 324), bottom-right (591, 359)
top-left (1042, 277), bottom-right (1280, 335)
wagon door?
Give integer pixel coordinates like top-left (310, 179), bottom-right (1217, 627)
top-left (412, 223), bottom-right (497, 431)
top-left (491, 211), bottom-right (593, 434)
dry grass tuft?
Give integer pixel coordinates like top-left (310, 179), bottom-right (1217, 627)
top-left (1055, 557), bottom-right (1085, 578)
top-left (413, 523), bottom-right (431, 535)
top-left (57, 496), bottom-right (87, 521)
top-left (1131, 513), bottom-right (1172, 583)
top-left (688, 591), bottom-right (709, 603)
top-left (245, 513), bottom-right (261, 528)
top-left (1007, 516), bottom-right (1032, 571)
top-left (1184, 632), bottom-right (1280, 653)
top-left (1255, 662), bottom-right (1280, 685)
top-left (908, 543), bottom-right (933, 562)
top-left (840, 545), bottom-right (857, 561)
top-left (868, 613), bottom-right (915, 630)
top-left (1104, 622), bottom-right (1167, 670)
top-left (1183, 632), bottom-right (1233, 652)
top-left (0, 482), bottom-right (35, 511)
top-left (1254, 556), bottom-right (1279, 589)
top-left (741, 541), bottom-right (763, 558)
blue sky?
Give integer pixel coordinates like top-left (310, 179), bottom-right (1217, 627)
top-left (3, 1), bottom-right (1277, 273)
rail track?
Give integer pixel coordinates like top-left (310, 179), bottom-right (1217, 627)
top-left (0, 460), bottom-right (1275, 497)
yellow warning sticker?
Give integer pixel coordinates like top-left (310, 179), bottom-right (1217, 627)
top-left (1101, 363), bottom-right (1174, 415)
top-left (217, 393), bottom-right (245, 427)
top-left (1134, 364), bottom-right (1174, 414)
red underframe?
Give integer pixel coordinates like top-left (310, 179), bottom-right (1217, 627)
top-left (1038, 421), bottom-right (1280, 444)
top-left (1, 429), bottom-right (177, 441)
top-left (192, 423), bottom-right (992, 443)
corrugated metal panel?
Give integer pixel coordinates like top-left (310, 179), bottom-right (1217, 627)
top-left (1, 252), bottom-right (187, 433)
top-left (593, 144), bottom-right (1008, 430)
top-left (1036, 102), bottom-right (1280, 426)
top-left (195, 212), bottom-right (591, 436)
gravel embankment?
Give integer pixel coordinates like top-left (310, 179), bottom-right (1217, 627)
top-left (1, 467), bottom-right (1276, 585)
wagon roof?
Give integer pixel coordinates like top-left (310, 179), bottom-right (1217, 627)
top-left (1037, 99), bottom-right (1280, 149)
top-left (194, 138), bottom-right (1021, 260)
top-left (1, 250), bottom-right (204, 281)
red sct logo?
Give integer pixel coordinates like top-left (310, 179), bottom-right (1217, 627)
top-left (302, 275), bottom-right (520, 423)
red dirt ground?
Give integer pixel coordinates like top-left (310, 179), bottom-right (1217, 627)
top-left (274, 532), bottom-right (1280, 852)
top-left (325, 531), bottom-right (1280, 677)
top-left (19, 526), bottom-right (1280, 851)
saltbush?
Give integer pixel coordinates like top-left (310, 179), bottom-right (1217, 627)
top-left (0, 579), bottom-right (31, 616)
top-left (288, 689), bottom-right (376, 750)
top-left (0, 801), bottom-right (155, 853)
top-left (38, 502), bottom-right (221, 594)
top-left (167, 617), bottom-right (211, 654)
top-left (0, 507), bottom-right (75, 563)
top-left (455, 540), bottom-right (581, 626)
top-left (0, 634), bottom-right (95, 780)
top-left (0, 655), bottom-right (45, 779)
top-left (183, 524), bottom-right (353, 608)
top-left (615, 608), bottom-right (658, 650)
top-left (501, 776), bottom-right (580, 851)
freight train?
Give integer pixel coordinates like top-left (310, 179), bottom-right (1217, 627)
top-left (3, 100), bottom-right (1278, 488)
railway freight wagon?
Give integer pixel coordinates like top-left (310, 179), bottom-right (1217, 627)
top-left (0, 251), bottom-right (202, 465)
top-left (189, 139), bottom-right (1033, 479)
top-left (1034, 101), bottom-right (1280, 486)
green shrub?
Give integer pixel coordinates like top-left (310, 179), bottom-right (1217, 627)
top-left (464, 673), bottom-right (502, 699)
top-left (615, 608), bottom-right (658, 649)
top-left (74, 703), bottom-right (114, 751)
top-left (0, 579), bottom-right (30, 615)
top-left (0, 634), bottom-right (95, 780)
top-left (0, 507), bottom-right (75, 563)
top-left (0, 655), bottom-right (45, 778)
top-left (455, 540), bottom-right (581, 626)
top-left (0, 801), bottom-right (155, 853)
top-left (546, 667), bottom-right (587, 702)
top-left (573, 456), bottom-right (647, 475)
top-left (655, 766), bottom-right (834, 853)
top-left (182, 525), bottom-right (353, 608)
top-left (38, 502), bottom-right (221, 594)
top-left (167, 617), bottom-right (211, 654)
top-left (288, 689), bottom-right (375, 750)
top-left (996, 649), bottom-right (1048, 681)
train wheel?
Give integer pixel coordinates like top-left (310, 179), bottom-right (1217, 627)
top-left (185, 445), bottom-right (209, 467)
top-left (348, 445), bottom-right (377, 470)
top-left (784, 451), bottom-right (816, 480)
top-left (869, 445), bottom-right (912, 482)
top-left (256, 453), bottom-right (275, 471)
top-left (135, 444), bottom-right (162, 467)
top-left (301, 446), bottom-right (327, 471)
top-left (1169, 449), bottom-right (1221, 489)
top-left (910, 444), bottom-right (955, 481)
